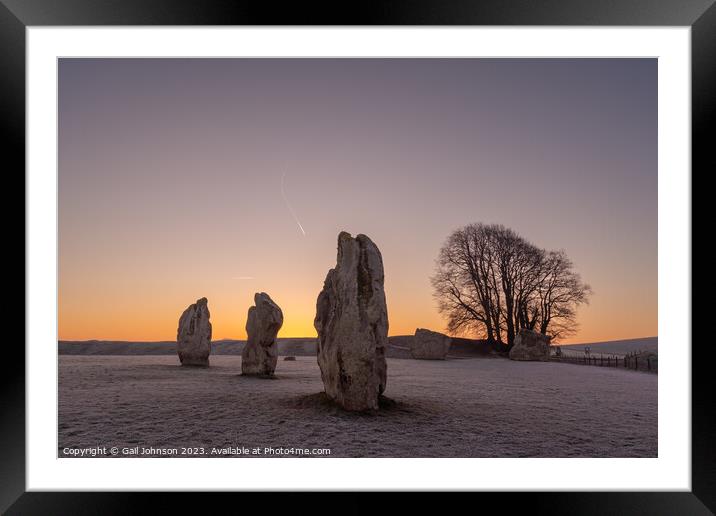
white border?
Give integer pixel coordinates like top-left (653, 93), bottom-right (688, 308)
top-left (27, 27), bottom-right (691, 491)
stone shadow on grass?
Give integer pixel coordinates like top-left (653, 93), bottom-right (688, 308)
top-left (237, 373), bottom-right (281, 380)
top-left (285, 392), bottom-right (415, 417)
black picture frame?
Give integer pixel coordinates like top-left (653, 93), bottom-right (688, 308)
top-left (4, 1), bottom-right (712, 513)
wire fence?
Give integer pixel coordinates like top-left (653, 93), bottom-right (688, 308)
top-left (551, 348), bottom-right (657, 373)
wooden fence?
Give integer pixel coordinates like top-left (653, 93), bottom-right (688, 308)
top-left (551, 350), bottom-right (657, 373)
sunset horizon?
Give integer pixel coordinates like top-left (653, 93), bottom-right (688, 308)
top-left (57, 224), bottom-right (657, 344)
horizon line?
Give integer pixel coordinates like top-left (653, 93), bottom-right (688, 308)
top-left (58, 335), bottom-right (658, 345)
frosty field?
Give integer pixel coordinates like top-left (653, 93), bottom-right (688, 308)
top-left (58, 355), bottom-right (657, 458)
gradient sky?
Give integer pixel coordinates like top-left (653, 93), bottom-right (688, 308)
top-left (58, 58), bottom-right (657, 343)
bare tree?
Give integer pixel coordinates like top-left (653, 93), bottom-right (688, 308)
top-left (432, 225), bottom-right (498, 341)
top-left (432, 223), bottom-right (591, 349)
top-left (535, 250), bottom-right (592, 341)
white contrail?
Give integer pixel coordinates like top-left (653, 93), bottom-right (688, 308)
top-left (232, 276), bottom-right (255, 280)
top-left (280, 171), bottom-right (306, 236)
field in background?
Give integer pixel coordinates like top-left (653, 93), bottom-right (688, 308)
top-left (557, 337), bottom-right (657, 357)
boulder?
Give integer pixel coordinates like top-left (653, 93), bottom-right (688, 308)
top-left (177, 297), bottom-right (212, 367)
top-left (314, 232), bottom-right (388, 411)
top-left (509, 329), bottom-right (551, 361)
top-left (241, 292), bottom-right (284, 376)
top-left (411, 328), bottom-right (451, 359)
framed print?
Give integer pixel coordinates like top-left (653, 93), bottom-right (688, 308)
top-left (5, 0), bottom-right (713, 513)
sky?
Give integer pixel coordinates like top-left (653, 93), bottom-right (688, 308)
top-left (58, 58), bottom-right (657, 344)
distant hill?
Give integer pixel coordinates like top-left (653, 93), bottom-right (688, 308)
top-left (558, 337), bottom-right (657, 356)
top-left (58, 335), bottom-right (499, 359)
top-left (58, 338), bottom-right (312, 356)
top-left (59, 335), bottom-right (653, 359)
top-left (384, 335), bottom-right (498, 359)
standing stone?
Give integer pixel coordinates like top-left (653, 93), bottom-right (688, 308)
top-left (177, 297), bottom-right (212, 367)
top-left (314, 232), bottom-right (388, 411)
top-left (411, 328), bottom-right (452, 360)
top-left (509, 329), bottom-right (551, 361)
top-left (241, 292), bottom-right (284, 376)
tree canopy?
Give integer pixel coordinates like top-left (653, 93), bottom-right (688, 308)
top-left (431, 223), bottom-right (592, 349)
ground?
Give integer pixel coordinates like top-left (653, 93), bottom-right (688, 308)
top-left (59, 356), bottom-right (657, 458)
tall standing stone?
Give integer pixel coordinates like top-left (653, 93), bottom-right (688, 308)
top-left (241, 292), bottom-right (284, 376)
top-left (509, 329), bottom-right (551, 361)
top-left (314, 232), bottom-right (388, 411)
top-left (177, 297), bottom-right (212, 367)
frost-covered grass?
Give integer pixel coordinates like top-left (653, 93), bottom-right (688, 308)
top-left (59, 355), bottom-right (657, 458)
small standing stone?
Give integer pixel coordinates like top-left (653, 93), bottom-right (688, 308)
top-left (241, 292), bottom-right (284, 376)
top-left (509, 329), bottom-right (551, 361)
top-left (177, 297), bottom-right (212, 367)
top-left (410, 328), bottom-right (451, 360)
